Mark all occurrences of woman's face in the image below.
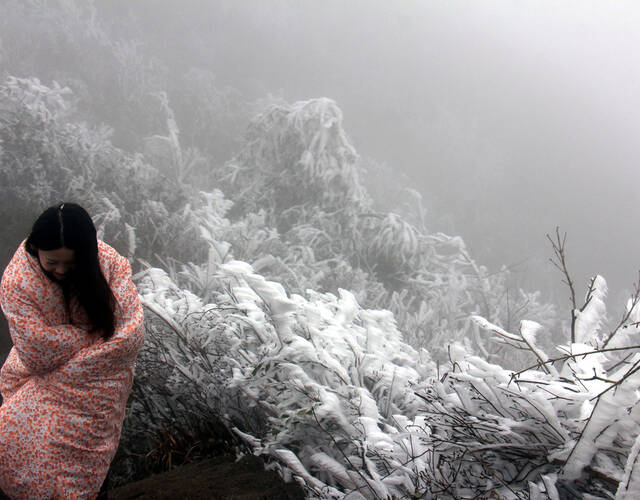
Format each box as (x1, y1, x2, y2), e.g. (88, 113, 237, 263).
(37, 247, 76, 282)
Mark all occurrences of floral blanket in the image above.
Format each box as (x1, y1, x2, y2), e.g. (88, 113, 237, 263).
(0, 240, 144, 499)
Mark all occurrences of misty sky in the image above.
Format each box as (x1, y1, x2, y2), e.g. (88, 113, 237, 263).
(102, 0, 640, 303)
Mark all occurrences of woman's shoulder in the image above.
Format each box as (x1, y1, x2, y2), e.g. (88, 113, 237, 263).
(0, 241, 44, 298)
(97, 239, 120, 262)
(2, 241, 35, 283)
(97, 240, 130, 281)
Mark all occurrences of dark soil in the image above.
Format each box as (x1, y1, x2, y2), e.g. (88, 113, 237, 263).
(106, 454, 306, 500)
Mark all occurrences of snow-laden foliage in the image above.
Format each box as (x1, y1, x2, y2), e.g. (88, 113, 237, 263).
(0, 74, 562, 371)
(215, 95, 562, 364)
(0, 76, 231, 267)
(130, 259, 438, 498)
(221, 98, 368, 221)
(471, 278, 640, 498)
(127, 253, 640, 498)
(574, 275, 609, 345)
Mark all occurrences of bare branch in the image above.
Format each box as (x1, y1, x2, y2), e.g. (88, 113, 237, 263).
(546, 227, 577, 343)
(510, 344, 640, 381)
(580, 277, 596, 313)
(590, 356, 640, 402)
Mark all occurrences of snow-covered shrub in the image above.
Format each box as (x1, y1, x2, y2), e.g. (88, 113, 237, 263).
(215, 96, 561, 364)
(0, 76, 230, 267)
(220, 98, 368, 223)
(127, 257, 453, 497)
(468, 275, 640, 498)
(128, 254, 640, 498)
(0, 0, 165, 146)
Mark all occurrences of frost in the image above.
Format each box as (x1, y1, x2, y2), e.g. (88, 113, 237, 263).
(309, 453, 356, 490)
(574, 275, 608, 344)
(616, 433, 640, 499)
(221, 259, 255, 276)
(273, 449, 331, 492)
(334, 289, 359, 326)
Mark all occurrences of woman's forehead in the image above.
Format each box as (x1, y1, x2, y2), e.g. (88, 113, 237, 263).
(38, 247, 75, 262)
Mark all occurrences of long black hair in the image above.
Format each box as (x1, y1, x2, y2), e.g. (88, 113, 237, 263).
(26, 203, 116, 339)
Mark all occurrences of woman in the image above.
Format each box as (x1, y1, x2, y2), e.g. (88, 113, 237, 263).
(0, 203, 144, 499)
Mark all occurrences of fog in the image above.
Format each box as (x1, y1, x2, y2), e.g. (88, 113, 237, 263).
(2, 3, 639, 491)
(94, 0, 640, 304)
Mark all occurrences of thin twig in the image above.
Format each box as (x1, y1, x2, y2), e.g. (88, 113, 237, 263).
(547, 227, 577, 342)
(510, 344, 640, 380)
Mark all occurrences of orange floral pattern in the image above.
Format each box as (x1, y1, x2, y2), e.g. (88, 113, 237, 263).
(0, 240, 144, 499)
